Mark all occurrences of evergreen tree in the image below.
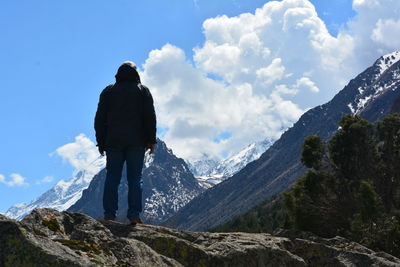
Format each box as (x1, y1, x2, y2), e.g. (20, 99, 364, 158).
(284, 114, 400, 256)
(376, 114, 400, 211)
(301, 135, 324, 170)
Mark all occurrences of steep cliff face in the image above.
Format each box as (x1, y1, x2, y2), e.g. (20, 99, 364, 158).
(1, 208, 399, 267)
(164, 52, 400, 231)
(68, 139, 204, 224)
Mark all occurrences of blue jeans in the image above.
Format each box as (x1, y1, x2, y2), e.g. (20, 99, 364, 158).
(103, 146, 145, 220)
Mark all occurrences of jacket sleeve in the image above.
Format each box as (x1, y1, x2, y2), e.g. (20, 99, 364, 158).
(141, 85, 157, 144)
(94, 88, 109, 148)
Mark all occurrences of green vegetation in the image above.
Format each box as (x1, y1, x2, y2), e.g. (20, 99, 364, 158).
(54, 239, 102, 255)
(284, 114, 400, 256)
(42, 217, 61, 232)
(210, 194, 287, 233)
(211, 114, 400, 257)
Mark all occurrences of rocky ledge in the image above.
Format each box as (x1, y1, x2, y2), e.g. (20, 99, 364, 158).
(1, 208, 399, 266)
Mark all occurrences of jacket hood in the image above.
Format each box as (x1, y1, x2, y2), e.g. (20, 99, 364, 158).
(115, 62, 141, 83)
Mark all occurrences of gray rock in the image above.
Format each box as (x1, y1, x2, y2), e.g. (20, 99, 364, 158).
(1, 208, 399, 266)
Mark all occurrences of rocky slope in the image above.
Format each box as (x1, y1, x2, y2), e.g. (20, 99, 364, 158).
(68, 139, 204, 224)
(164, 51, 400, 231)
(1, 208, 400, 267)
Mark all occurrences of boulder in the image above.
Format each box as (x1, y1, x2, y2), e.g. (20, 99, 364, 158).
(1, 208, 399, 266)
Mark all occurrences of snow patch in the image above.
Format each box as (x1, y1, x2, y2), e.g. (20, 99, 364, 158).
(378, 51, 400, 75)
(348, 103, 355, 114)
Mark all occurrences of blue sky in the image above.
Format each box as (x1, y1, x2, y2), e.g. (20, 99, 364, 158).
(1, 0, 399, 213)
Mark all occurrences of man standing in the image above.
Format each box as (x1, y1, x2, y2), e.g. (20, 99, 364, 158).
(94, 61, 156, 225)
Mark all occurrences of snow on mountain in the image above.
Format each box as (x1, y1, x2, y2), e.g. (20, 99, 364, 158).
(5, 152, 155, 221)
(348, 50, 400, 115)
(186, 154, 219, 177)
(194, 138, 274, 186)
(5, 156, 107, 220)
(6, 138, 203, 223)
(377, 51, 400, 75)
(211, 139, 274, 178)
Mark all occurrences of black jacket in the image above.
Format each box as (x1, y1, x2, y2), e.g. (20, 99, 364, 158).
(94, 81, 157, 150)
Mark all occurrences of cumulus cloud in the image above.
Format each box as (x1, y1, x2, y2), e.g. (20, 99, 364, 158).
(55, 134, 100, 176)
(141, 44, 295, 159)
(0, 173, 28, 187)
(139, 0, 400, 160)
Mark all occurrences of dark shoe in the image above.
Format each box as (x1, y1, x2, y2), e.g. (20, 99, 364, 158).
(103, 216, 115, 221)
(130, 218, 143, 226)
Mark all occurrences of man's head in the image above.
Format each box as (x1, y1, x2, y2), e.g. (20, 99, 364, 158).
(115, 61, 141, 83)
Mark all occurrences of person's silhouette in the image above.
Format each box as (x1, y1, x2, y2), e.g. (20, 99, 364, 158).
(95, 61, 156, 225)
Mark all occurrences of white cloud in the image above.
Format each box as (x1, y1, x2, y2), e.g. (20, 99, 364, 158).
(372, 19, 400, 47)
(256, 58, 286, 85)
(274, 84, 298, 95)
(346, 0, 400, 68)
(55, 134, 100, 176)
(138, 0, 400, 160)
(141, 44, 298, 159)
(295, 77, 319, 93)
(0, 173, 28, 187)
(36, 176, 53, 185)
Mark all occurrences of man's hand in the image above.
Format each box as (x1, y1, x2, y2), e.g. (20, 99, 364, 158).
(98, 146, 105, 156)
(146, 143, 156, 154)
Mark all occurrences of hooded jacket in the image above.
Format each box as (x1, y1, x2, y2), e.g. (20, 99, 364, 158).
(94, 63, 156, 150)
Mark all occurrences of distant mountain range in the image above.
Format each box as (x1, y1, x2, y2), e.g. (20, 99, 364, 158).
(188, 139, 274, 187)
(163, 51, 400, 231)
(5, 136, 273, 223)
(5, 157, 106, 220)
(5, 139, 205, 224)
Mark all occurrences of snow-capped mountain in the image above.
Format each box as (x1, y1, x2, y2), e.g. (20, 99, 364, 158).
(68, 139, 204, 224)
(210, 139, 274, 178)
(186, 154, 219, 177)
(6, 138, 204, 223)
(164, 51, 400, 231)
(5, 156, 106, 220)
(192, 139, 274, 187)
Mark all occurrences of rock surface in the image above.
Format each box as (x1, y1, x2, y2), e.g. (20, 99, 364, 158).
(1, 208, 400, 267)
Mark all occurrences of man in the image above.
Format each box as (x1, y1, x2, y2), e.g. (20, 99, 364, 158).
(94, 61, 156, 225)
